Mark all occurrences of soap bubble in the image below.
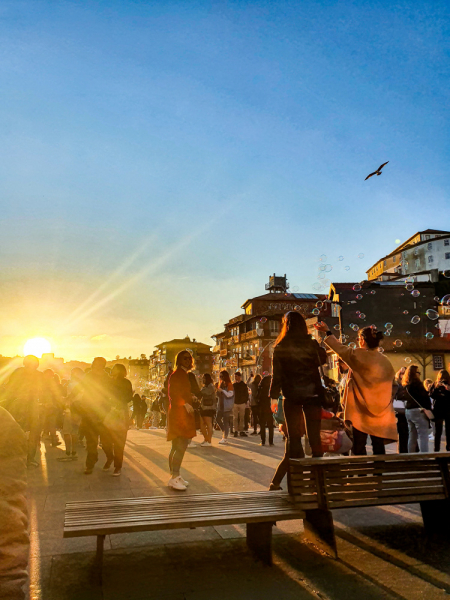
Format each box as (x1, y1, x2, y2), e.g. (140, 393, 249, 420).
(324, 264, 333, 272)
(425, 332, 434, 339)
(356, 310, 361, 315)
(370, 290, 376, 295)
(405, 284, 414, 291)
(359, 313, 366, 319)
(405, 357, 412, 364)
(345, 266, 350, 271)
(426, 309, 439, 320)
(411, 290, 420, 298)
(259, 317, 267, 323)
(411, 316, 420, 325)
(443, 270, 450, 278)
(403, 310, 409, 315)
(333, 324, 340, 330)
(406, 331, 411, 335)
(312, 308, 320, 316)
(319, 254, 327, 262)
(338, 256, 344, 261)
(441, 294, 450, 306)
(312, 283, 322, 291)
(316, 301, 323, 308)
(348, 342, 357, 349)
(394, 339, 403, 347)
(353, 284, 362, 292)
(351, 324, 359, 331)
(385, 323, 393, 329)
(384, 330, 391, 336)
(378, 347, 385, 353)
(434, 296, 440, 302)
(318, 264, 326, 271)
(293, 286, 299, 292)
(358, 253, 364, 259)
(356, 294, 363, 300)
(318, 273, 325, 279)
(294, 305, 302, 311)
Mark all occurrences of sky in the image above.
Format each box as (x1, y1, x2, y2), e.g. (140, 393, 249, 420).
(1, 0, 450, 361)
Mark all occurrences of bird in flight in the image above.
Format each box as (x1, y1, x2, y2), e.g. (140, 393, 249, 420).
(365, 161, 389, 180)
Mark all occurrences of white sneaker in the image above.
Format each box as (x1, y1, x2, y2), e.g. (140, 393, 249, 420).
(180, 476, 189, 487)
(219, 438, 228, 445)
(200, 441, 212, 447)
(168, 476, 187, 491)
(188, 442, 197, 448)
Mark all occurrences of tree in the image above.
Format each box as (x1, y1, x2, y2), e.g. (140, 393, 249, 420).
(140, 353, 147, 360)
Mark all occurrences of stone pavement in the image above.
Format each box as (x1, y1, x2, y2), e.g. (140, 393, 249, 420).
(26, 428, 450, 600)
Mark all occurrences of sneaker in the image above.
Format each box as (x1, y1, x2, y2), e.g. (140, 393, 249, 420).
(102, 461, 113, 471)
(168, 476, 187, 491)
(188, 442, 197, 448)
(112, 469, 121, 477)
(180, 476, 189, 487)
(234, 431, 239, 438)
(240, 432, 248, 437)
(219, 438, 228, 445)
(84, 468, 93, 475)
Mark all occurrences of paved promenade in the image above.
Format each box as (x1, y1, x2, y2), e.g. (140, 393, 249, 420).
(27, 428, 450, 600)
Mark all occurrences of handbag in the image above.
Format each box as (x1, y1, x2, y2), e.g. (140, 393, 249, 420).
(405, 387, 434, 421)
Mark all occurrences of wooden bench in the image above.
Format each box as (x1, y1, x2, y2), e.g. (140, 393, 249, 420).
(289, 452, 450, 558)
(64, 490, 315, 569)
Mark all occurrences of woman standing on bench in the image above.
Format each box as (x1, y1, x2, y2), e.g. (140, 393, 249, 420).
(315, 323, 397, 455)
(269, 311, 326, 490)
(167, 350, 196, 491)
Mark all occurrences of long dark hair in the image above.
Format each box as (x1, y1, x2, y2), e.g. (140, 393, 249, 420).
(402, 365, 420, 387)
(274, 311, 309, 348)
(436, 369, 450, 385)
(359, 326, 384, 349)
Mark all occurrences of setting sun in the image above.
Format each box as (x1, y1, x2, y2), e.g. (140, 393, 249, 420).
(23, 337, 52, 358)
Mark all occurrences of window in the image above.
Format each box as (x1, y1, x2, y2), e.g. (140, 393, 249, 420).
(425, 234, 430, 240)
(269, 320, 280, 334)
(384, 260, 387, 267)
(428, 255, 434, 263)
(331, 303, 340, 317)
(414, 248, 418, 256)
(446, 253, 450, 259)
(245, 304, 253, 315)
(415, 259, 420, 268)
(393, 255, 396, 263)
(445, 239, 450, 246)
(428, 242, 433, 250)
(433, 355, 444, 371)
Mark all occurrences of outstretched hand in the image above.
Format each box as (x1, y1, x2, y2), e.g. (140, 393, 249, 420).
(314, 320, 329, 333)
(184, 403, 194, 414)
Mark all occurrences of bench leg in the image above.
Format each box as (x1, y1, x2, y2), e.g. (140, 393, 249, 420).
(246, 522, 273, 565)
(303, 509, 337, 558)
(420, 499, 450, 535)
(95, 535, 105, 583)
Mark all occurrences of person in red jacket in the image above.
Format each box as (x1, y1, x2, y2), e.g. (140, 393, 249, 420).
(167, 351, 196, 491)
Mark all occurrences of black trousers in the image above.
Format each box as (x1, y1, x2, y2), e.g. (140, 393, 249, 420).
(435, 415, 450, 451)
(396, 412, 409, 453)
(251, 406, 259, 432)
(352, 427, 385, 455)
(272, 397, 322, 487)
(259, 406, 274, 445)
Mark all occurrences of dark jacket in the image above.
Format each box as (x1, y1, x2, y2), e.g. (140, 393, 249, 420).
(233, 380, 249, 405)
(404, 381, 432, 411)
(110, 378, 133, 412)
(429, 382, 450, 419)
(257, 376, 272, 409)
(270, 338, 327, 400)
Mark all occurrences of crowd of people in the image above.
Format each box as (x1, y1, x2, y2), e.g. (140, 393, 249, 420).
(1, 311, 449, 494)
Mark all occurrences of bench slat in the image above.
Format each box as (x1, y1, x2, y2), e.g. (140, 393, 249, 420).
(291, 452, 450, 466)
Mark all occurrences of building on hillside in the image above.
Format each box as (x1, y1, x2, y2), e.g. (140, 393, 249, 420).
(127, 358, 150, 395)
(148, 337, 212, 391)
(211, 274, 326, 381)
(367, 229, 450, 281)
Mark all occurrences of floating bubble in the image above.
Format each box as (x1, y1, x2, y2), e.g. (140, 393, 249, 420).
(405, 357, 412, 364)
(405, 276, 415, 283)
(349, 323, 355, 329)
(405, 284, 414, 291)
(345, 266, 350, 271)
(312, 308, 320, 316)
(394, 339, 403, 347)
(425, 332, 434, 339)
(370, 290, 376, 295)
(378, 347, 385, 353)
(294, 305, 302, 311)
(403, 310, 409, 315)
(293, 286, 299, 292)
(319, 254, 327, 262)
(324, 264, 333, 272)
(359, 313, 366, 319)
(426, 309, 439, 320)
(443, 270, 450, 278)
(318, 273, 325, 279)
(316, 301, 323, 308)
(406, 331, 411, 335)
(348, 342, 357, 349)
(384, 330, 391, 336)
(356, 294, 363, 300)
(333, 324, 340, 330)
(318, 264, 326, 271)
(353, 284, 362, 292)
(411, 290, 420, 298)
(370, 324, 377, 329)
(338, 256, 344, 261)
(358, 253, 364, 259)
(259, 317, 267, 323)
(385, 323, 393, 329)
(411, 316, 420, 325)
(441, 294, 450, 306)
(351, 324, 360, 331)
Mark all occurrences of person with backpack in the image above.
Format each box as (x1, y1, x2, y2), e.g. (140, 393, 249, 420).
(429, 370, 450, 452)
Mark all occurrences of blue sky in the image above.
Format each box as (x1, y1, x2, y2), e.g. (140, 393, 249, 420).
(1, 0, 450, 360)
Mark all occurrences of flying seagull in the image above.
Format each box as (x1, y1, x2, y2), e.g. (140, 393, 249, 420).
(365, 161, 389, 180)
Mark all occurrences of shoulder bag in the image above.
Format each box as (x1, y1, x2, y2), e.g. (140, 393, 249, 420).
(405, 387, 434, 421)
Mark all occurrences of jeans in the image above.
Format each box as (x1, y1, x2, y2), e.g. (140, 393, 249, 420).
(169, 437, 190, 477)
(272, 397, 322, 487)
(352, 427, 386, 455)
(216, 411, 231, 438)
(259, 406, 274, 445)
(405, 408, 429, 453)
(233, 404, 246, 433)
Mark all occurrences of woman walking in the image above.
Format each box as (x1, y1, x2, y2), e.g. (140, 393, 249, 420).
(249, 374, 261, 435)
(216, 371, 234, 446)
(101, 363, 133, 476)
(314, 322, 397, 455)
(199, 374, 217, 447)
(269, 312, 326, 490)
(167, 351, 196, 490)
(429, 370, 450, 451)
(402, 365, 431, 453)
(257, 373, 275, 446)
